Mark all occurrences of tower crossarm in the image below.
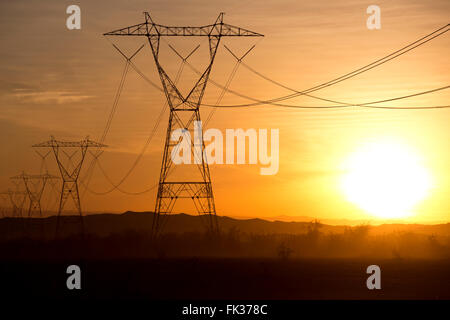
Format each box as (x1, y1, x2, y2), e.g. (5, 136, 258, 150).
(10, 173, 59, 180)
(31, 136, 107, 183)
(32, 139, 107, 148)
(0, 190, 27, 196)
(103, 12, 264, 38)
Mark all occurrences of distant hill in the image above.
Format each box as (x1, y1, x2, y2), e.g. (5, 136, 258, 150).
(257, 214, 448, 226)
(0, 211, 449, 240)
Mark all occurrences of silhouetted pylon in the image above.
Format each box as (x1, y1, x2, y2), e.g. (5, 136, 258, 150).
(0, 189, 27, 218)
(10, 172, 59, 218)
(32, 136, 107, 236)
(0, 193, 8, 218)
(104, 12, 263, 237)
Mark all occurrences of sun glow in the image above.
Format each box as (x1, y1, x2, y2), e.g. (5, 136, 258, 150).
(340, 140, 433, 219)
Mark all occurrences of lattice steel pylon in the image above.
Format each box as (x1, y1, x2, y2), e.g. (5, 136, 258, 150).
(104, 12, 263, 236)
(10, 172, 59, 218)
(32, 136, 107, 235)
(0, 190, 27, 218)
(0, 193, 7, 217)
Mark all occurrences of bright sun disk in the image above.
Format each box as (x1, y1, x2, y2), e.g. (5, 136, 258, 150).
(340, 141, 432, 219)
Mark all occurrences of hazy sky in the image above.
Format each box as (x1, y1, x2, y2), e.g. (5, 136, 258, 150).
(0, 0, 448, 223)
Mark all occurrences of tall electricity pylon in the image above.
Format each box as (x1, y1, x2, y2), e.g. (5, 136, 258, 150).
(105, 12, 263, 236)
(10, 172, 59, 218)
(32, 136, 107, 235)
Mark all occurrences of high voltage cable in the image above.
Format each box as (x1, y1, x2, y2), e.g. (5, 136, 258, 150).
(101, 63, 130, 142)
(86, 73, 174, 195)
(228, 23, 450, 107)
(81, 40, 148, 197)
(85, 159, 158, 195)
(83, 45, 189, 195)
(205, 86, 450, 109)
(131, 24, 450, 108)
(80, 42, 163, 196)
(204, 58, 240, 127)
(203, 25, 450, 108)
(127, 24, 449, 110)
(204, 44, 257, 127)
(80, 60, 130, 197)
(183, 59, 450, 109)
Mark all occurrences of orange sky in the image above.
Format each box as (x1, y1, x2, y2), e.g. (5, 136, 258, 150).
(0, 0, 448, 223)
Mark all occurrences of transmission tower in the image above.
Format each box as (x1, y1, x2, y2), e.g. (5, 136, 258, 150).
(0, 190, 27, 218)
(32, 136, 107, 235)
(10, 172, 59, 218)
(105, 12, 263, 236)
(0, 193, 7, 217)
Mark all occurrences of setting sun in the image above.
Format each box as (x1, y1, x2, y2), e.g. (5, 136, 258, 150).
(340, 140, 433, 219)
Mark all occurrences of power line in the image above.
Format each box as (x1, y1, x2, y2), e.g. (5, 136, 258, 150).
(183, 56, 450, 109)
(205, 86, 450, 109)
(220, 23, 449, 107)
(80, 60, 130, 197)
(200, 43, 256, 127)
(82, 39, 195, 196)
(204, 55, 240, 127)
(84, 63, 181, 195)
(81, 159, 159, 195)
(128, 24, 449, 110)
(245, 24, 449, 94)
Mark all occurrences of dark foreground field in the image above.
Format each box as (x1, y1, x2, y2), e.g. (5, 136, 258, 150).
(1, 258, 449, 300)
(1, 213, 449, 301)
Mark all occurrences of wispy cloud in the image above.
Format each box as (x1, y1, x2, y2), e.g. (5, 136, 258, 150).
(11, 90, 93, 104)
